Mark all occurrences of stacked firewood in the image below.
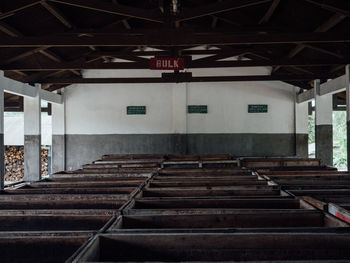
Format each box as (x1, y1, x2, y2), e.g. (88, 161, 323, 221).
(4, 146, 49, 182)
(5, 146, 24, 182)
(41, 149, 49, 177)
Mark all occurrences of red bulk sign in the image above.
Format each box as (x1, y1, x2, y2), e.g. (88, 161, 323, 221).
(150, 58, 184, 70)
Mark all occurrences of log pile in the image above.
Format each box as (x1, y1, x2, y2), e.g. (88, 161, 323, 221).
(4, 146, 49, 182)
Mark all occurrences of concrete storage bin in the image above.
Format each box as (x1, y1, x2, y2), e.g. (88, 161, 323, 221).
(73, 232, 350, 262)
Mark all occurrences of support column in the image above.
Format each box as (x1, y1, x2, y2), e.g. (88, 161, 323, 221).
(52, 93, 65, 173)
(24, 84, 41, 181)
(295, 100, 309, 158)
(314, 79, 333, 166)
(0, 78, 4, 189)
(171, 83, 187, 153)
(346, 65, 350, 170)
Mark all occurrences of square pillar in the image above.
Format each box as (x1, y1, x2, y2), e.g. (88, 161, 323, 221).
(314, 79, 333, 166)
(0, 80, 4, 189)
(295, 99, 308, 158)
(24, 84, 41, 181)
(52, 93, 65, 173)
(346, 65, 350, 170)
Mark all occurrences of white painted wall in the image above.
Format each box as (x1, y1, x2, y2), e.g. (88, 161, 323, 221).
(65, 83, 174, 134)
(187, 81, 294, 134)
(64, 64, 296, 135)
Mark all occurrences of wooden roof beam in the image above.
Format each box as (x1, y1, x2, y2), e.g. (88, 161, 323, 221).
(122, 19, 131, 30)
(2, 47, 49, 65)
(0, 31, 350, 47)
(6, 57, 350, 71)
(304, 0, 350, 18)
(176, 0, 272, 22)
(288, 14, 346, 58)
(88, 49, 258, 57)
(0, 22, 23, 37)
(39, 49, 81, 76)
(273, 13, 346, 72)
(40, 0, 73, 28)
(0, 1, 41, 20)
(302, 44, 344, 59)
(39, 73, 337, 84)
(259, 0, 280, 24)
(48, 0, 163, 23)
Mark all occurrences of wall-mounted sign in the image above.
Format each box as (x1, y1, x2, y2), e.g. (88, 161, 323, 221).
(188, 105, 208, 114)
(127, 106, 146, 115)
(248, 104, 268, 113)
(150, 57, 184, 70)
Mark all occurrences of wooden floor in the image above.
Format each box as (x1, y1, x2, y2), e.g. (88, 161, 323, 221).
(1, 154, 350, 262)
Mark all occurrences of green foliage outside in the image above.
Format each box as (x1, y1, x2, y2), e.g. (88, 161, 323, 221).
(308, 114, 315, 145)
(333, 111, 347, 170)
(308, 111, 347, 170)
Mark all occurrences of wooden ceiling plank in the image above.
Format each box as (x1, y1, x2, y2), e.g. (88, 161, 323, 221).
(176, 0, 272, 22)
(48, 0, 163, 23)
(259, 0, 280, 24)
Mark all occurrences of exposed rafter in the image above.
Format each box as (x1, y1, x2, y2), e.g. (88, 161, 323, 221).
(273, 13, 346, 72)
(175, 0, 272, 22)
(39, 73, 337, 84)
(0, 0, 348, 101)
(304, 0, 350, 18)
(41, 0, 73, 28)
(0, 22, 22, 37)
(0, 31, 349, 47)
(0, 1, 41, 20)
(259, 0, 280, 24)
(48, 0, 164, 23)
(7, 57, 349, 71)
(2, 47, 49, 65)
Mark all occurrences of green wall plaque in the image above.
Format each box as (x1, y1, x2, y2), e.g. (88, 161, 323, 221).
(248, 104, 268, 113)
(127, 106, 146, 115)
(188, 105, 208, 114)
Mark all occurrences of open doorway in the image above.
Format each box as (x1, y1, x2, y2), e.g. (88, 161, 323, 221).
(3, 101, 53, 184)
(308, 101, 315, 158)
(333, 93, 347, 170)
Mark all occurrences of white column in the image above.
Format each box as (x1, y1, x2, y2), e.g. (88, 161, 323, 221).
(171, 83, 187, 153)
(52, 92, 65, 173)
(346, 65, 350, 170)
(314, 79, 333, 166)
(295, 99, 309, 158)
(0, 76, 4, 189)
(24, 84, 41, 181)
